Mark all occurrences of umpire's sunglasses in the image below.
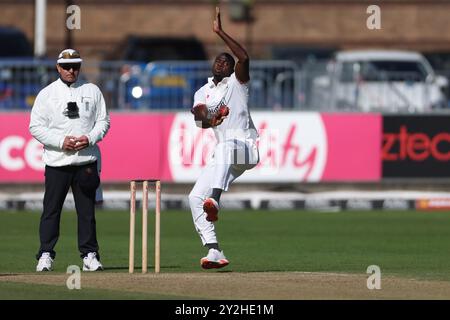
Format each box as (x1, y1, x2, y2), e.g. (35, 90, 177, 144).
(59, 63, 81, 71)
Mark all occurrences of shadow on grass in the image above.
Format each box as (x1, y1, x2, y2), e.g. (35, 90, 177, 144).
(104, 265, 182, 271)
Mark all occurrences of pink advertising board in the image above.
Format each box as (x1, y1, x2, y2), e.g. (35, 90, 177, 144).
(99, 113, 174, 182)
(168, 112, 381, 182)
(321, 113, 381, 181)
(0, 112, 381, 183)
(0, 113, 44, 182)
(0, 113, 175, 183)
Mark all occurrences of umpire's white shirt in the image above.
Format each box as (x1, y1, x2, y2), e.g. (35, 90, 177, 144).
(29, 78, 110, 167)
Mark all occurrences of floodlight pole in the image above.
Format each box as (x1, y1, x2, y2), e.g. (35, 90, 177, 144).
(34, 0, 47, 57)
(65, 0, 74, 49)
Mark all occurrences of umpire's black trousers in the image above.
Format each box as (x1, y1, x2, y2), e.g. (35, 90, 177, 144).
(37, 161, 100, 260)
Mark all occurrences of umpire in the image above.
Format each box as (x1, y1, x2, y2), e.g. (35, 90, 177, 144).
(29, 49, 110, 272)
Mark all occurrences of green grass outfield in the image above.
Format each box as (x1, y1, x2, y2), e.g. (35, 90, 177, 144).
(1, 209, 450, 299)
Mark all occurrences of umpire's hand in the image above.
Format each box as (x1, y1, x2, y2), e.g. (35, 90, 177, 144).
(63, 136, 77, 151)
(74, 135, 90, 151)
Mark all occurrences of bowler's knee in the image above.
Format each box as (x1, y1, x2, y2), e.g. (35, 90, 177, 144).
(188, 191, 202, 208)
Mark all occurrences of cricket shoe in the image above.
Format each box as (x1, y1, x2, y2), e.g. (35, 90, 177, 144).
(203, 198, 219, 222)
(36, 252, 53, 272)
(200, 248, 229, 269)
(82, 252, 104, 271)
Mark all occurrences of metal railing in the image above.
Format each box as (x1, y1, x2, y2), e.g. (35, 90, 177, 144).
(111, 60, 299, 110)
(0, 60, 58, 110)
(0, 59, 449, 112)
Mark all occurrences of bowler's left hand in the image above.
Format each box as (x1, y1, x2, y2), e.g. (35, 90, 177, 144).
(213, 6, 222, 34)
(74, 135, 89, 151)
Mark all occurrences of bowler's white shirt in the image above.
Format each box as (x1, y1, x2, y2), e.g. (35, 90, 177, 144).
(29, 78, 110, 167)
(193, 73, 258, 144)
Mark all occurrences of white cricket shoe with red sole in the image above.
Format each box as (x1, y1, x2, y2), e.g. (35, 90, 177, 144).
(200, 248, 229, 269)
(203, 198, 219, 222)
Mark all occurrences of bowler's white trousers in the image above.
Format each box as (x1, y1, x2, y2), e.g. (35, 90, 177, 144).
(189, 139, 259, 245)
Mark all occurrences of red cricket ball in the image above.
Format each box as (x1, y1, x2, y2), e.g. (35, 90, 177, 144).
(219, 105, 229, 117)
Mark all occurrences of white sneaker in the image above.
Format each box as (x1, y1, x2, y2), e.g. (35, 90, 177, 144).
(200, 248, 229, 269)
(36, 252, 53, 272)
(82, 252, 103, 271)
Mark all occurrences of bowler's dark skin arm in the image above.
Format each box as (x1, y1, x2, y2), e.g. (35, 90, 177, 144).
(213, 6, 250, 83)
